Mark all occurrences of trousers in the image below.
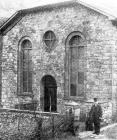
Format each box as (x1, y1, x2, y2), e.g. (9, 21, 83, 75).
(93, 118, 101, 134)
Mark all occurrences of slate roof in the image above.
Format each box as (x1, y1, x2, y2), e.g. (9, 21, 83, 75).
(0, 0, 116, 35)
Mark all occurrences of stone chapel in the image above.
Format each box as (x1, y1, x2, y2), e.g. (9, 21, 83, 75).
(0, 0, 117, 120)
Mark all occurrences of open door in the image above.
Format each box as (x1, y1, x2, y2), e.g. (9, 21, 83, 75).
(41, 75, 57, 112)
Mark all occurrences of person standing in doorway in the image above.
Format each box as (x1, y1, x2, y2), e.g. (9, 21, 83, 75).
(90, 98, 102, 135)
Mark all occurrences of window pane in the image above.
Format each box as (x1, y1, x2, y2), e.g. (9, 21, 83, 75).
(23, 71, 28, 82)
(23, 81, 28, 92)
(46, 32, 51, 39)
(70, 84, 76, 96)
(23, 71, 28, 92)
(23, 61, 28, 70)
(22, 40, 32, 49)
(69, 35, 81, 46)
(28, 50, 32, 61)
(21, 39, 32, 94)
(45, 40, 51, 47)
(43, 31, 56, 51)
(23, 50, 29, 70)
(78, 72, 84, 84)
(23, 50, 29, 60)
(28, 71, 32, 92)
(70, 47, 78, 72)
(78, 46, 84, 59)
(70, 72, 77, 96)
(23, 71, 32, 92)
(69, 35, 85, 97)
(28, 61, 32, 70)
(77, 84, 84, 96)
(71, 47, 77, 60)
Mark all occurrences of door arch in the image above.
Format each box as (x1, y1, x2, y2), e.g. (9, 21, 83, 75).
(41, 75, 57, 112)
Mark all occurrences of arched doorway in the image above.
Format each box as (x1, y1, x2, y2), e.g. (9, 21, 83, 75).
(41, 75, 57, 112)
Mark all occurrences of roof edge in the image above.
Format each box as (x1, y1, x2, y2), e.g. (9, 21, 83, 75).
(0, 0, 116, 34)
(20, 0, 116, 19)
(0, 10, 23, 35)
(0, 11, 18, 29)
(74, 0, 116, 20)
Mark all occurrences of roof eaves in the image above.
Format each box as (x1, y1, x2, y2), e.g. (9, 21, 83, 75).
(0, 10, 24, 35)
(0, 12, 18, 29)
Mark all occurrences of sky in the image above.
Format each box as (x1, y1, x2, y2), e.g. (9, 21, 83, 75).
(0, 0, 117, 18)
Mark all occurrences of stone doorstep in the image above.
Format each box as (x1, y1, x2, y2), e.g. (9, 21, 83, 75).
(79, 123, 117, 139)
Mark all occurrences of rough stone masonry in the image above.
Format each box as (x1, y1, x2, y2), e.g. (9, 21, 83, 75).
(0, 1, 117, 121)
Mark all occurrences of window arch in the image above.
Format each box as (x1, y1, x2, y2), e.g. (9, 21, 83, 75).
(65, 32, 86, 98)
(18, 38, 32, 95)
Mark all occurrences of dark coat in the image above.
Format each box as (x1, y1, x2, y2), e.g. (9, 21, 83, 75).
(90, 104, 102, 122)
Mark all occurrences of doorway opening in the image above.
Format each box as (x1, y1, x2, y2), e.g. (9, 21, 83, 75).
(41, 75, 57, 112)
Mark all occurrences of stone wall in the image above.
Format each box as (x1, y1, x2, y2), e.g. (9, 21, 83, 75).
(1, 3, 117, 118)
(0, 108, 65, 140)
(0, 35, 2, 103)
(0, 107, 112, 140)
(0, 108, 39, 139)
(111, 21, 117, 120)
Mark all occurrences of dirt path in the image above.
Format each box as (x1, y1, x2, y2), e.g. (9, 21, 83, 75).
(79, 134, 108, 140)
(54, 124, 117, 140)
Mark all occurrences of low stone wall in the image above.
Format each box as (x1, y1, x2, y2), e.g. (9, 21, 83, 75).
(0, 108, 65, 140)
(0, 102, 112, 139)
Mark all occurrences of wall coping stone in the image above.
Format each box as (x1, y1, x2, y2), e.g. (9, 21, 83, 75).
(0, 108, 61, 116)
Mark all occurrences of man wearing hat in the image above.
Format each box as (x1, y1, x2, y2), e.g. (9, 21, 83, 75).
(89, 98, 102, 135)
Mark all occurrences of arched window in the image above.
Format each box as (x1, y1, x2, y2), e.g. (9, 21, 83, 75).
(69, 35, 84, 97)
(22, 40, 32, 92)
(18, 39, 32, 94)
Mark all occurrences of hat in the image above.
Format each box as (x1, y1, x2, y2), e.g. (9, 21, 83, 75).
(94, 98, 98, 102)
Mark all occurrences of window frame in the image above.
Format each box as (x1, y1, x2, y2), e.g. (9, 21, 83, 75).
(65, 32, 86, 100)
(17, 37, 33, 96)
(43, 30, 56, 52)
(70, 44, 85, 97)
